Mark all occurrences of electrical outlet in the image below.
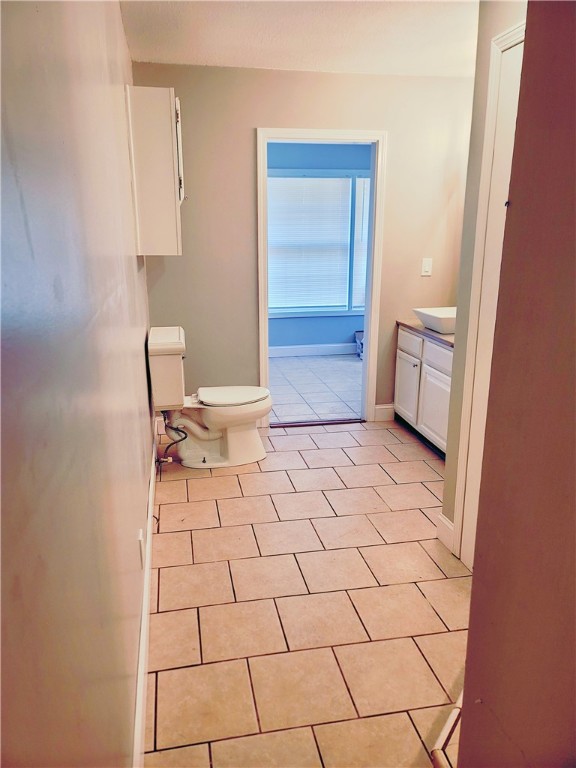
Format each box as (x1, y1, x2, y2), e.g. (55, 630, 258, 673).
(421, 258, 433, 276)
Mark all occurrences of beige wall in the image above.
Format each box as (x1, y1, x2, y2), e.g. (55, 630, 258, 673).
(459, 1, 575, 763)
(135, 63, 473, 403)
(443, 0, 527, 523)
(1, 3, 152, 766)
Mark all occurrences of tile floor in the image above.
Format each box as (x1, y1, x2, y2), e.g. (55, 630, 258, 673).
(147, 420, 471, 768)
(269, 354, 363, 423)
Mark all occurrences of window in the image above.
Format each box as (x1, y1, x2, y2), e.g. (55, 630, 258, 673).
(267, 173, 371, 315)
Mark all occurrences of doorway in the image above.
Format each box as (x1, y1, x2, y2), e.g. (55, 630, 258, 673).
(257, 129, 388, 426)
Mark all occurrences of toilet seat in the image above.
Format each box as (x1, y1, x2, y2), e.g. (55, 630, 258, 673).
(197, 386, 270, 407)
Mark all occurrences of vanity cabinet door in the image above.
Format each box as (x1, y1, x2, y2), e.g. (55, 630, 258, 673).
(394, 350, 421, 425)
(417, 363, 451, 451)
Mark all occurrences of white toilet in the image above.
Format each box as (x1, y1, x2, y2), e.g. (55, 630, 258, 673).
(148, 326, 272, 468)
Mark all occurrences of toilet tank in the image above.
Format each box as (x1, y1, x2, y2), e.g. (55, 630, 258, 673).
(148, 326, 186, 410)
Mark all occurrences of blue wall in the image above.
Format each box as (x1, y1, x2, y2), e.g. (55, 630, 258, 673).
(269, 314, 364, 347)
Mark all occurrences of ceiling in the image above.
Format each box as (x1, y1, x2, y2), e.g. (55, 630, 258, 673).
(120, 1, 479, 78)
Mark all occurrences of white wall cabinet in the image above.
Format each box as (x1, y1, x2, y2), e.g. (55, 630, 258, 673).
(394, 327, 453, 452)
(126, 85, 184, 256)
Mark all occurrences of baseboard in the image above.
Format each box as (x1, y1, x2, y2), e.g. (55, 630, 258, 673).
(436, 512, 455, 550)
(269, 343, 357, 358)
(373, 404, 395, 422)
(132, 449, 156, 768)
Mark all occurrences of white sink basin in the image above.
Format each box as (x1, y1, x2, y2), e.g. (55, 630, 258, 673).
(412, 307, 457, 334)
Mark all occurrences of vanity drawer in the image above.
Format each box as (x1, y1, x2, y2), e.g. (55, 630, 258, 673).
(398, 328, 423, 358)
(423, 339, 453, 376)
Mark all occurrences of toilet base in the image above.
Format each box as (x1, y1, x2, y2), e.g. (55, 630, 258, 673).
(173, 422, 267, 469)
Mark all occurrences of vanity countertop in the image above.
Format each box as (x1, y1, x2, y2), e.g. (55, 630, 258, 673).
(397, 319, 455, 349)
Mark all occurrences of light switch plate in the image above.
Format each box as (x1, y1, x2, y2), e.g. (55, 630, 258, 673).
(421, 258, 433, 276)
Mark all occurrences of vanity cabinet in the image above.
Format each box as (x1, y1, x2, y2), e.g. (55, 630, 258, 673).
(394, 326, 453, 452)
(126, 85, 184, 256)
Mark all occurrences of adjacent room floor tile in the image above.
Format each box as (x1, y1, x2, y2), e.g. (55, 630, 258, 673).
(368, 509, 438, 543)
(324, 487, 390, 515)
(230, 554, 308, 601)
(152, 532, 193, 568)
(159, 500, 219, 532)
(159, 562, 234, 611)
(192, 525, 259, 563)
(359, 543, 445, 585)
(276, 591, 369, 650)
(156, 660, 258, 748)
(145, 744, 210, 768)
(374, 482, 441, 510)
(335, 638, 449, 715)
(211, 728, 322, 768)
(348, 584, 447, 640)
(199, 599, 287, 662)
(186, 476, 242, 502)
(217, 495, 279, 526)
(148, 608, 200, 671)
(312, 515, 383, 549)
(287, 467, 345, 492)
(249, 648, 356, 731)
(314, 712, 431, 768)
(417, 577, 472, 629)
(272, 490, 335, 520)
(297, 549, 378, 592)
(415, 630, 469, 701)
(239, 470, 294, 497)
(253, 519, 323, 555)
(334, 464, 396, 488)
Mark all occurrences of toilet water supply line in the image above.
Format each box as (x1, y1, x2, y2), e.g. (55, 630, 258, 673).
(160, 410, 188, 462)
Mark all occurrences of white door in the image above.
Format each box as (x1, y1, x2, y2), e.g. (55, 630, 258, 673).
(456, 29, 525, 569)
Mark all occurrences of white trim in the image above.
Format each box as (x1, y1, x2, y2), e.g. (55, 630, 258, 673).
(132, 448, 156, 768)
(269, 343, 357, 358)
(452, 22, 525, 563)
(436, 512, 455, 550)
(257, 128, 388, 427)
(373, 403, 395, 422)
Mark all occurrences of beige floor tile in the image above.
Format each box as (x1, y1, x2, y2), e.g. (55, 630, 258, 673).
(211, 462, 261, 477)
(217, 495, 278, 526)
(387, 442, 439, 461)
(335, 638, 449, 715)
(259, 426, 286, 436)
(150, 568, 158, 613)
(272, 490, 335, 520)
(155, 480, 188, 505)
(425, 459, 446, 478)
(334, 464, 396, 489)
(415, 630, 468, 701)
(349, 584, 447, 640)
(386, 425, 421, 442)
(283, 425, 327, 434)
(145, 673, 155, 752)
(258, 451, 307, 472)
(421, 506, 442, 524)
(323, 422, 365, 432)
(446, 741, 459, 766)
(212, 728, 321, 768)
(409, 704, 454, 752)
(348, 430, 401, 447)
(156, 660, 258, 748)
(287, 468, 345, 492)
(159, 500, 219, 533)
(344, 445, 399, 465)
(186, 476, 241, 502)
(312, 515, 383, 549)
(277, 592, 369, 650)
(383, 461, 443, 484)
(417, 577, 472, 630)
(192, 525, 259, 563)
(249, 648, 356, 730)
(269, 434, 318, 451)
(360, 543, 445, 585)
(160, 462, 211, 481)
(300, 448, 353, 469)
(254, 519, 323, 555)
(325, 487, 390, 515)
(145, 744, 210, 768)
(239, 470, 294, 497)
(362, 421, 394, 430)
(230, 554, 308, 601)
(148, 608, 200, 671)
(419, 540, 471, 578)
(368, 509, 438, 543)
(159, 562, 234, 611)
(152, 532, 193, 568)
(200, 599, 286, 662)
(314, 712, 431, 768)
(424, 480, 444, 501)
(261, 436, 274, 452)
(310, 431, 361, 449)
(297, 549, 378, 592)
(374, 483, 441, 511)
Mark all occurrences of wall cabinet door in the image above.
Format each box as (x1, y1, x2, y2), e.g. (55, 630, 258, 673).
(394, 350, 421, 425)
(417, 363, 451, 451)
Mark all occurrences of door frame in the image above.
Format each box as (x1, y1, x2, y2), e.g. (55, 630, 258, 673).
(450, 23, 525, 564)
(256, 127, 388, 423)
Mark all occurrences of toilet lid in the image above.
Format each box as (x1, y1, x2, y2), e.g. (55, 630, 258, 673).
(197, 386, 270, 407)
